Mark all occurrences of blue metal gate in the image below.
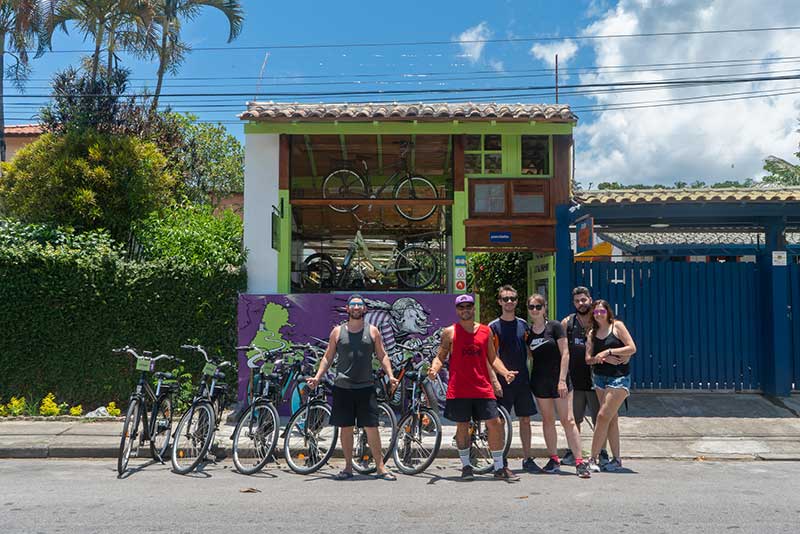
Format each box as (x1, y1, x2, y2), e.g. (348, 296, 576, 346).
(575, 261, 762, 390)
(791, 263, 800, 391)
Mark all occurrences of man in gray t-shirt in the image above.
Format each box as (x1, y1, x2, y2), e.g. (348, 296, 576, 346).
(308, 294, 398, 480)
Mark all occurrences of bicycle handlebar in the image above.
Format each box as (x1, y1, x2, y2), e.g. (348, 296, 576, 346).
(113, 346, 183, 364)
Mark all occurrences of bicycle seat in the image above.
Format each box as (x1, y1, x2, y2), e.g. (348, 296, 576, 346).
(154, 372, 174, 380)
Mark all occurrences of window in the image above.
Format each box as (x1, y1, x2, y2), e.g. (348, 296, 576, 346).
(521, 135, 550, 175)
(464, 134, 503, 175)
(469, 179, 550, 218)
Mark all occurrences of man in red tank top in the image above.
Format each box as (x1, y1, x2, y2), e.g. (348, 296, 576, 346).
(428, 294, 520, 481)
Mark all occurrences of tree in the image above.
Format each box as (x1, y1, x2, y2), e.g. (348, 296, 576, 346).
(0, 129, 175, 240)
(41, 0, 156, 88)
(173, 115, 243, 204)
(151, 0, 243, 111)
(0, 1, 46, 162)
(763, 157, 800, 186)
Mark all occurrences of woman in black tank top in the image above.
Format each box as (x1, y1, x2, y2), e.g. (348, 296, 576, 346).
(584, 300, 637, 473)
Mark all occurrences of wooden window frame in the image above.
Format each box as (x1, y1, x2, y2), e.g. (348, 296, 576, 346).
(464, 134, 504, 176)
(468, 178, 551, 219)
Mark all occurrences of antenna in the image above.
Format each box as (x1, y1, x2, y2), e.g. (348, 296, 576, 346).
(254, 51, 271, 102)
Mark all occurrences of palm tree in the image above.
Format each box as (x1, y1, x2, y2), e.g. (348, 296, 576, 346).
(41, 0, 156, 88)
(0, 1, 45, 162)
(150, 0, 243, 111)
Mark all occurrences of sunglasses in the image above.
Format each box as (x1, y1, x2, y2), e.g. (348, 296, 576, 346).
(500, 296, 518, 303)
(527, 304, 544, 311)
(456, 304, 474, 310)
(593, 308, 608, 315)
(348, 302, 365, 308)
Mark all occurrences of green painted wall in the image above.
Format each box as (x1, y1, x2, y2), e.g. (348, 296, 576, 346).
(278, 189, 291, 293)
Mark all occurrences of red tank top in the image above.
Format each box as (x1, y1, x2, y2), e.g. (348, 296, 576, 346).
(447, 323, 495, 399)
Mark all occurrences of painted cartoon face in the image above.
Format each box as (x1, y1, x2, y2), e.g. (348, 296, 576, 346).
(397, 302, 429, 335)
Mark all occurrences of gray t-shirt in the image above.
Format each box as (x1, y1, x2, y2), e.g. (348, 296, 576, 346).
(334, 323, 375, 389)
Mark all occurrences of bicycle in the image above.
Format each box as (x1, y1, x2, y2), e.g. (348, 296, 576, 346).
(170, 344, 232, 474)
(230, 344, 309, 475)
(114, 346, 183, 477)
(351, 370, 398, 475)
(322, 141, 439, 222)
(301, 221, 439, 290)
(391, 358, 443, 475)
(282, 368, 339, 475)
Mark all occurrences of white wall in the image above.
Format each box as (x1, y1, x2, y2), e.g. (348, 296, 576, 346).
(244, 133, 280, 294)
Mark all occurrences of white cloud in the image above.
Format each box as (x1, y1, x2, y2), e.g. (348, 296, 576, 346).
(455, 22, 492, 64)
(530, 39, 579, 68)
(575, 0, 800, 186)
(488, 59, 505, 72)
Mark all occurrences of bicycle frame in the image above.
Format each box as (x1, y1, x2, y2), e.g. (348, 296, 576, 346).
(341, 230, 427, 278)
(355, 146, 411, 198)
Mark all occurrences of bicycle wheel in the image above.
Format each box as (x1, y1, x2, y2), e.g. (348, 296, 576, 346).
(171, 402, 215, 474)
(470, 404, 513, 474)
(394, 175, 438, 221)
(322, 169, 367, 213)
(300, 253, 337, 290)
(395, 245, 438, 289)
(117, 399, 141, 476)
(149, 396, 173, 462)
(352, 402, 398, 474)
(232, 401, 280, 475)
(283, 402, 338, 475)
(392, 407, 442, 475)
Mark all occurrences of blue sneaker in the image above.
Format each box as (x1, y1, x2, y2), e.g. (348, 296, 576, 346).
(542, 458, 561, 474)
(522, 457, 542, 473)
(560, 451, 576, 466)
(602, 457, 622, 472)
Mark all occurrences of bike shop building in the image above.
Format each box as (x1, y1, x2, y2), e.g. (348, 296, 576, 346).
(234, 102, 576, 401)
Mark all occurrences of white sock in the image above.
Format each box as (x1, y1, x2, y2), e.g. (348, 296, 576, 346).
(492, 450, 504, 471)
(458, 448, 471, 468)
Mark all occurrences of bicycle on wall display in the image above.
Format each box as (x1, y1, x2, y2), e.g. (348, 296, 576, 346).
(114, 346, 184, 477)
(301, 224, 439, 290)
(322, 141, 440, 222)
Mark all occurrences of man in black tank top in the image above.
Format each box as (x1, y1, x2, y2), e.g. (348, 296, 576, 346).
(308, 294, 399, 480)
(560, 286, 607, 466)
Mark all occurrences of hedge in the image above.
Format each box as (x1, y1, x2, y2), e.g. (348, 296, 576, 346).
(0, 223, 246, 407)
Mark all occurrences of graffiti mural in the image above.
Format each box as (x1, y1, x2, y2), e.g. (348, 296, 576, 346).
(237, 293, 461, 412)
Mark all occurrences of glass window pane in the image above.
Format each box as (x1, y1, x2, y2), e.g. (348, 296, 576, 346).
(484, 134, 502, 150)
(464, 135, 481, 151)
(521, 135, 549, 175)
(465, 153, 481, 174)
(484, 153, 502, 174)
(474, 183, 506, 213)
(513, 193, 545, 213)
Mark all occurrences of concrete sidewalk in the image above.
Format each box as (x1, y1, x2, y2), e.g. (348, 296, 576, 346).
(2, 392, 799, 461)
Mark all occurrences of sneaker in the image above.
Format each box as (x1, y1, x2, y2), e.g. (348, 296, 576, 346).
(542, 458, 561, 474)
(560, 451, 576, 466)
(599, 449, 611, 467)
(576, 461, 591, 479)
(461, 465, 475, 481)
(587, 457, 601, 473)
(602, 457, 622, 472)
(493, 466, 520, 482)
(522, 457, 542, 473)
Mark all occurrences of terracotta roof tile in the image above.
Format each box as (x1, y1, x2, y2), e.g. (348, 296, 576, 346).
(576, 187, 800, 205)
(5, 124, 43, 136)
(600, 231, 800, 248)
(240, 102, 577, 122)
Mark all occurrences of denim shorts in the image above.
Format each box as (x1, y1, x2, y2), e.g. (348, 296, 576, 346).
(593, 374, 631, 393)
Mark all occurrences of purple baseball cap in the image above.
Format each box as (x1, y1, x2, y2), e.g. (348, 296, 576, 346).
(455, 294, 475, 305)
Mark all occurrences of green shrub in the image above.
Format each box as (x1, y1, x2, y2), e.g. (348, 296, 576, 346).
(468, 252, 532, 323)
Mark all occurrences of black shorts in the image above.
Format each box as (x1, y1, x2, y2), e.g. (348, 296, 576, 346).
(331, 386, 380, 428)
(531, 373, 573, 399)
(497, 383, 538, 417)
(444, 398, 499, 423)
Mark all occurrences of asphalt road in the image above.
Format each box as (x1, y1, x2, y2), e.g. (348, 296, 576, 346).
(1, 459, 799, 533)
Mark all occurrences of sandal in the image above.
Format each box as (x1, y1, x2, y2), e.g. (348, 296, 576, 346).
(334, 470, 354, 480)
(375, 471, 397, 481)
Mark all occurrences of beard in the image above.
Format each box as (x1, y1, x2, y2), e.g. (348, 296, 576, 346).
(348, 309, 365, 320)
(576, 304, 591, 315)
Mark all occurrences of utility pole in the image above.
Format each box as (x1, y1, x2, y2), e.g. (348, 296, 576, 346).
(555, 53, 559, 104)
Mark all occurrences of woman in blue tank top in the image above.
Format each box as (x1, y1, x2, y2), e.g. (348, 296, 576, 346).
(585, 299, 636, 473)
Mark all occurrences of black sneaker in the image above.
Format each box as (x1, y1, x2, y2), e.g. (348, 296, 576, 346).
(576, 461, 591, 479)
(461, 465, 475, 481)
(542, 458, 561, 474)
(493, 466, 520, 482)
(599, 449, 611, 467)
(522, 457, 542, 473)
(560, 451, 576, 466)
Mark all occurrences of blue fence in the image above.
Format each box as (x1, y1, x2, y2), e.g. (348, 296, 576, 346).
(791, 263, 800, 391)
(575, 261, 762, 390)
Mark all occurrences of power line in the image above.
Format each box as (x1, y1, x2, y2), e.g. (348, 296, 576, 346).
(20, 25, 800, 53)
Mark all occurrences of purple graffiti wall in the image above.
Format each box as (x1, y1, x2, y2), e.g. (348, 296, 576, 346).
(237, 293, 463, 406)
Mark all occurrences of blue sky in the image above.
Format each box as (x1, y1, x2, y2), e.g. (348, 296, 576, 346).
(6, 0, 800, 185)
